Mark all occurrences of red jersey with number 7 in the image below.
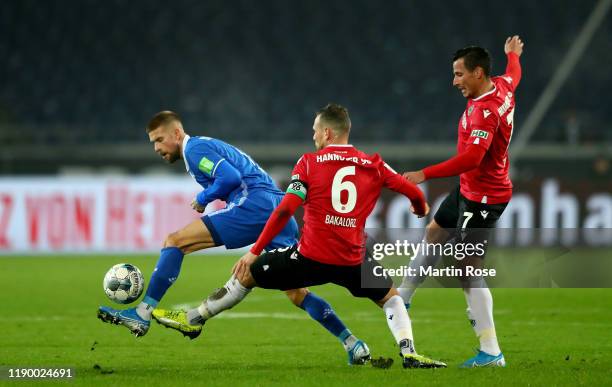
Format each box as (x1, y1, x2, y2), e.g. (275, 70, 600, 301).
(459, 72, 519, 204)
(287, 144, 426, 266)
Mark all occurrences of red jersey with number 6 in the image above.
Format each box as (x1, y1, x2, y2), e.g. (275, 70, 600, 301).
(288, 144, 425, 266)
(459, 73, 519, 204)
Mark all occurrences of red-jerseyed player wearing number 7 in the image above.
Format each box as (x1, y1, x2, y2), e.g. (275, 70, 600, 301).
(399, 36, 524, 368)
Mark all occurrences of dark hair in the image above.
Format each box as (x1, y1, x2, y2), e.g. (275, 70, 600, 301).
(453, 46, 491, 77)
(316, 103, 351, 135)
(146, 110, 181, 132)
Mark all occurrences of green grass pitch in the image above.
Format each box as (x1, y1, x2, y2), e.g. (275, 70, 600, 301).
(1, 254, 611, 386)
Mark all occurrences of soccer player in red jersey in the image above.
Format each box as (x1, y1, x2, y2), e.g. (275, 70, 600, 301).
(162, 104, 446, 368)
(399, 36, 524, 368)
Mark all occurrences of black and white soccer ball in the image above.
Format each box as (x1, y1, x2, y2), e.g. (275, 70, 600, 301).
(103, 263, 145, 304)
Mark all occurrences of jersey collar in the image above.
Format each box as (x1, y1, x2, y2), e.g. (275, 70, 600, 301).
(472, 83, 497, 102)
(181, 134, 191, 172)
(325, 144, 353, 148)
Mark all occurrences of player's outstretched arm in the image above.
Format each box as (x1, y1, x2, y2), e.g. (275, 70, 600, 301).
(233, 193, 303, 277)
(404, 146, 487, 184)
(504, 35, 524, 89)
(250, 193, 302, 255)
(504, 35, 524, 57)
(382, 165, 428, 217)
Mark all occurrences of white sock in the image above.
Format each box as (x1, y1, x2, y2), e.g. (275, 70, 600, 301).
(398, 245, 442, 305)
(186, 308, 203, 325)
(464, 287, 501, 356)
(135, 302, 154, 321)
(383, 295, 416, 355)
(189, 275, 251, 323)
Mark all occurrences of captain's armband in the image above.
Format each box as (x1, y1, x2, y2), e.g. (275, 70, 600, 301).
(286, 180, 307, 201)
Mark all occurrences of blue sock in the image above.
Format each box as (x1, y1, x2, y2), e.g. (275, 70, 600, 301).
(142, 247, 184, 307)
(300, 292, 350, 343)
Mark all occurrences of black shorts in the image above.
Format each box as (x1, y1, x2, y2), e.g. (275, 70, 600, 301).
(434, 185, 508, 246)
(250, 245, 393, 302)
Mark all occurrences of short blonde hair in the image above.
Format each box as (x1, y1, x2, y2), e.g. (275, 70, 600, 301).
(146, 111, 181, 132)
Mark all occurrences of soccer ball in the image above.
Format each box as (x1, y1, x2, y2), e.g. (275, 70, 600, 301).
(103, 263, 145, 304)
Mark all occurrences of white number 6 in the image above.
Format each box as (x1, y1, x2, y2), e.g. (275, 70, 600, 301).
(331, 166, 357, 214)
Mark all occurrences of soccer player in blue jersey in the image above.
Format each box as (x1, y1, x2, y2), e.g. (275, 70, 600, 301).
(98, 111, 370, 365)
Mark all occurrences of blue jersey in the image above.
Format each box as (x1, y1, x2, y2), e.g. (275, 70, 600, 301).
(181, 135, 282, 207)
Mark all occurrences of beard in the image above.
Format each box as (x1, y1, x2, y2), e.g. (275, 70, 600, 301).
(162, 151, 180, 163)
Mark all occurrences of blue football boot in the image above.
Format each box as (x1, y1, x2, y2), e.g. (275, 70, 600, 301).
(97, 306, 150, 337)
(347, 340, 371, 365)
(460, 350, 506, 368)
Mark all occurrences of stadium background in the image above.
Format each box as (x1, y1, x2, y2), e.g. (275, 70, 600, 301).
(1, 0, 610, 253)
(1, 0, 611, 385)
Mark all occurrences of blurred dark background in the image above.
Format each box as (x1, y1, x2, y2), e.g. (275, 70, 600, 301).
(0, 0, 610, 176)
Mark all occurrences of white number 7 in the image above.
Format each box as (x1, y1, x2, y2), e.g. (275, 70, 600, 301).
(461, 211, 473, 230)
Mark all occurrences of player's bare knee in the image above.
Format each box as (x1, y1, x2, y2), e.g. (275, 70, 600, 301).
(163, 231, 188, 253)
(460, 276, 486, 290)
(425, 220, 449, 243)
(458, 276, 472, 289)
(376, 287, 399, 307)
(458, 256, 485, 288)
(236, 266, 256, 288)
(285, 288, 309, 306)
